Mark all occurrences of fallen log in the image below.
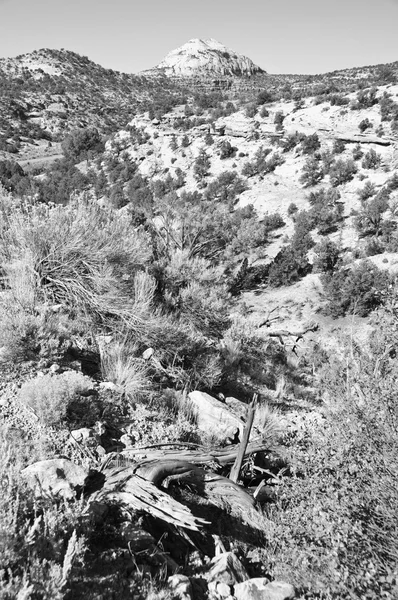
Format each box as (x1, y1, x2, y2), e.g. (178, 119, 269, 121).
(88, 465, 210, 532)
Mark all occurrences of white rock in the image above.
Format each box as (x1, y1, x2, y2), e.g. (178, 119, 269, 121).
(142, 347, 154, 360)
(147, 38, 264, 78)
(167, 574, 192, 600)
(22, 459, 89, 500)
(188, 391, 244, 439)
(234, 579, 295, 600)
(69, 427, 94, 443)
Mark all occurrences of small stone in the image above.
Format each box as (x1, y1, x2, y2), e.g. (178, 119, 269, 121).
(49, 363, 60, 374)
(167, 574, 192, 600)
(70, 427, 94, 443)
(234, 579, 295, 600)
(142, 347, 154, 360)
(120, 433, 136, 448)
(99, 381, 119, 392)
(208, 552, 249, 586)
(119, 523, 155, 552)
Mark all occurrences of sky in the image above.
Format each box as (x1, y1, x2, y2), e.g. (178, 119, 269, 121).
(1, 0, 398, 75)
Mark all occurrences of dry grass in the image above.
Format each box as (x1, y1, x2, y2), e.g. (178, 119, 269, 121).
(100, 338, 151, 400)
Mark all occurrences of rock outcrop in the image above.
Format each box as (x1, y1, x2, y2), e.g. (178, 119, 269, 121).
(145, 38, 265, 79)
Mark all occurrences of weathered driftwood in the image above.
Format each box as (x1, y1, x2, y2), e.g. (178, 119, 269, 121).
(92, 439, 272, 532)
(230, 394, 258, 483)
(260, 322, 319, 347)
(88, 465, 210, 532)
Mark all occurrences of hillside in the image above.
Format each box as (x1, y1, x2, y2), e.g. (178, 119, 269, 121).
(0, 48, 188, 158)
(0, 43, 398, 600)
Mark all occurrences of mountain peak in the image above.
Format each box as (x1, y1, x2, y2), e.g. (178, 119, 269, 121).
(146, 38, 265, 78)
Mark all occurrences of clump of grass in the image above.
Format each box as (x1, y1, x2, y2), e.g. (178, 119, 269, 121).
(100, 338, 151, 400)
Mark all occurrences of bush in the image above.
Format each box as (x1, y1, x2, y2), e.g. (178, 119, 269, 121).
(313, 239, 340, 273)
(352, 143, 364, 160)
(219, 140, 236, 159)
(358, 180, 377, 201)
(358, 118, 372, 133)
(0, 198, 152, 331)
(266, 316, 398, 596)
(204, 171, 247, 205)
(332, 139, 346, 154)
(321, 260, 390, 317)
(301, 133, 321, 155)
(61, 127, 104, 163)
(18, 371, 94, 426)
(329, 158, 357, 187)
(362, 148, 382, 170)
(299, 156, 324, 187)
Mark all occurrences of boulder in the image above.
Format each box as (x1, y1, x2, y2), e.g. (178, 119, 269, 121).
(225, 396, 248, 421)
(188, 391, 244, 439)
(208, 552, 249, 586)
(234, 579, 295, 600)
(22, 458, 89, 500)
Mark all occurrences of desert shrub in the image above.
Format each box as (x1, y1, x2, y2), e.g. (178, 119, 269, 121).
(351, 87, 378, 110)
(301, 133, 321, 155)
(193, 148, 211, 183)
(219, 139, 236, 159)
(321, 260, 390, 317)
(352, 143, 364, 160)
(61, 127, 104, 163)
(274, 111, 285, 126)
(268, 244, 312, 287)
(260, 106, 270, 118)
(204, 171, 247, 205)
(281, 131, 302, 153)
(332, 139, 346, 154)
(358, 118, 372, 133)
(256, 90, 274, 105)
(320, 149, 334, 174)
(241, 146, 272, 177)
(357, 180, 377, 201)
(299, 156, 324, 187)
(362, 148, 382, 170)
(204, 131, 214, 146)
(313, 239, 341, 274)
(329, 158, 357, 187)
(287, 202, 298, 217)
(181, 134, 190, 147)
(245, 103, 257, 118)
(329, 93, 349, 106)
(386, 171, 398, 191)
(355, 191, 389, 236)
(0, 198, 152, 331)
(306, 187, 343, 233)
(262, 213, 285, 232)
(18, 371, 94, 426)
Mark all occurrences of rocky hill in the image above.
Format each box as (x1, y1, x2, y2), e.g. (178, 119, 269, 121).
(144, 38, 265, 78)
(0, 48, 187, 157)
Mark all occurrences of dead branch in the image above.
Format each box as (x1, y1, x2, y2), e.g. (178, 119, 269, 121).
(230, 394, 258, 483)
